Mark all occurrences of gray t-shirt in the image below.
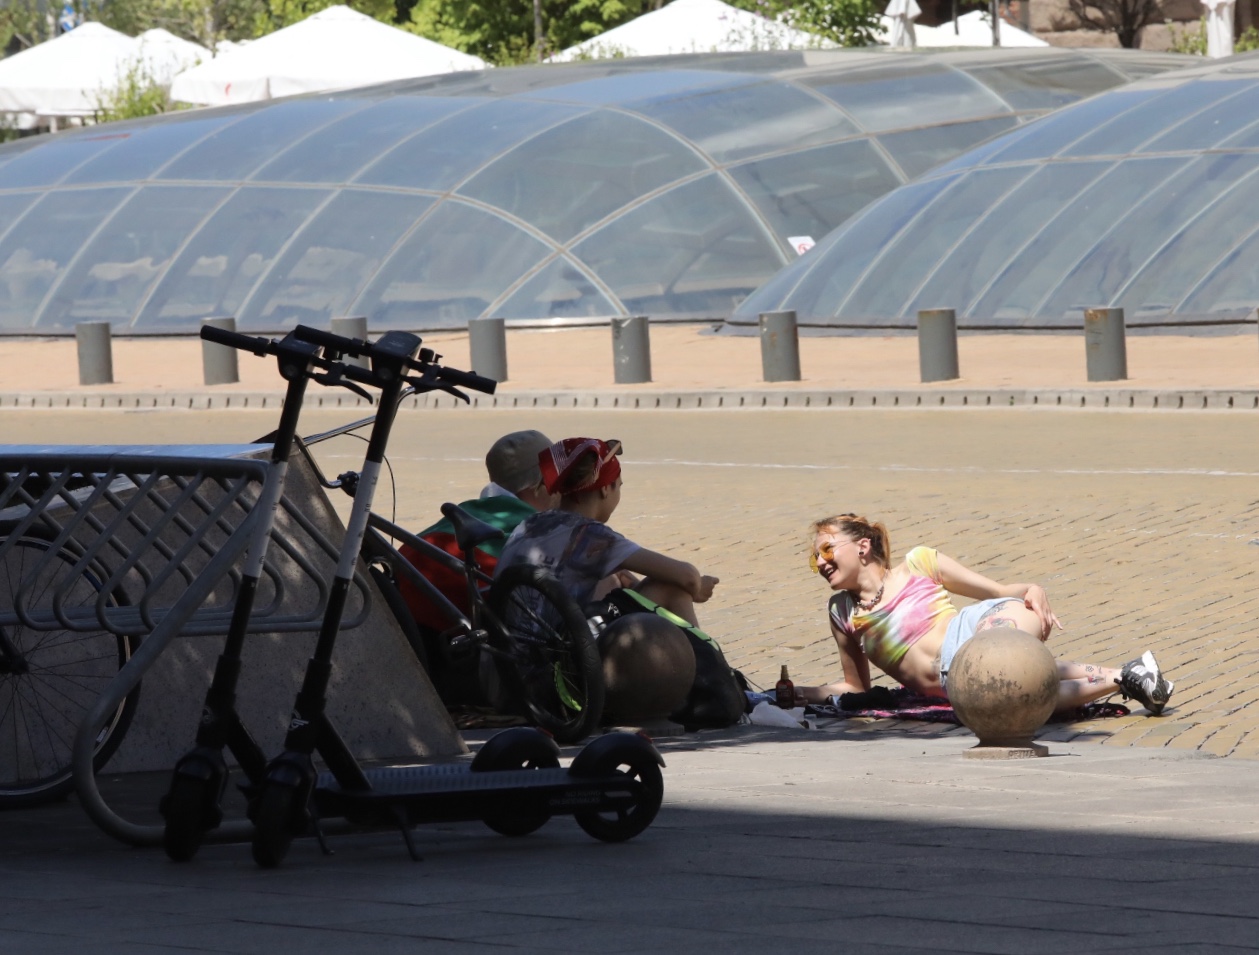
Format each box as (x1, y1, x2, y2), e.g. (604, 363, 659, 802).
(496, 510, 641, 607)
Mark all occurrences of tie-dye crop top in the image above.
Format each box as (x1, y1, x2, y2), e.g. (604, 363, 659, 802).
(828, 546, 958, 671)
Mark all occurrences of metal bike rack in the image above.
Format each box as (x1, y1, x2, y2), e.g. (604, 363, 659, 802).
(0, 445, 368, 846)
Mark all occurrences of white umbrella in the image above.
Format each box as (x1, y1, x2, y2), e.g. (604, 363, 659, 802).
(884, 0, 921, 48)
(1203, 0, 1235, 57)
(169, 5, 485, 106)
(0, 22, 137, 118)
(136, 28, 210, 85)
(552, 0, 827, 61)
(913, 9, 1048, 47)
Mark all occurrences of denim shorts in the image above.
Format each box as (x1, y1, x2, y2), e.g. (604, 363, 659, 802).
(937, 598, 1024, 692)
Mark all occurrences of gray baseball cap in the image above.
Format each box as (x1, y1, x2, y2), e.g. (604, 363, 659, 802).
(485, 430, 552, 493)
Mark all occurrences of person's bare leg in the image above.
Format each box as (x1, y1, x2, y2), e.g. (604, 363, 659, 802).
(635, 579, 698, 626)
(1056, 660, 1121, 711)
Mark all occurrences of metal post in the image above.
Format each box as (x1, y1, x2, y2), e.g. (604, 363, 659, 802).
(75, 321, 113, 386)
(330, 316, 369, 369)
(469, 317, 508, 382)
(759, 310, 801, 383)
(1083, 307, 1128, 382)
(201, 317, 239, 385)
(917, 308, 960, 383)
(611, 316, 651, 384)
(990, 0, 1000, 44)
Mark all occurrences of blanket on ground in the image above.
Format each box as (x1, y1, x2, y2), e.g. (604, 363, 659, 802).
(798, 685, 1129, 724)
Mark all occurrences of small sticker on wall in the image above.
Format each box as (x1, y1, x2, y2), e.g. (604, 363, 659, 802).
(788, 236, 815, 256)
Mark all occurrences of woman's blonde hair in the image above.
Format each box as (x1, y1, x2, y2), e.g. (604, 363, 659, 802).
(810, 514, 892, 569)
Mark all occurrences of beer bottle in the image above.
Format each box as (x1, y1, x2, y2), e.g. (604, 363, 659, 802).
(775, 665, 795, 708)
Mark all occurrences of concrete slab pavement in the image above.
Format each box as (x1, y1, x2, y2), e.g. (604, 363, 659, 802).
(5, 330, 1259, 952)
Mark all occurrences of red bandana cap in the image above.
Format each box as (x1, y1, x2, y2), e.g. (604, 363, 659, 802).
(539, 438, 621, 494)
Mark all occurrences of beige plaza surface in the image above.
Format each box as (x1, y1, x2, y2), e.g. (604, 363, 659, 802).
(2, 324, 1259, 395)
(3, 324, 1259, 761)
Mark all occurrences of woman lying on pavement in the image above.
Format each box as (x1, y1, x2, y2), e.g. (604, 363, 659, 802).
(797, 513, 1174, 716)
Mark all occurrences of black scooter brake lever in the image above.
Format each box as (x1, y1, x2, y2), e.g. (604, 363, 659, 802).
(313, 365, 374, 403)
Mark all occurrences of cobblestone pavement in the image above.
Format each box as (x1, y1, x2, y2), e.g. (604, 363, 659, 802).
(5, 404, 1256, 758)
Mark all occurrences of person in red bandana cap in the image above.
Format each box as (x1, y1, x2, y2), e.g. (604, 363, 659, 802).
(495, 437, 719, 627)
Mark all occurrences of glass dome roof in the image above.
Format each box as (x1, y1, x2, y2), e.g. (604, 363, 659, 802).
(0, 47, 1190, 334)
(732, 52, 1259, 332)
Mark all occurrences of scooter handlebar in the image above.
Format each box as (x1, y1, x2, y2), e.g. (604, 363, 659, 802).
(199, 324, 274, 357)
(436, 366, 497, 396)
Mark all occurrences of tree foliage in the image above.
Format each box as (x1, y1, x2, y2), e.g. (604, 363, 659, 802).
(1066, 0, 1159, 48)
(406, 0, 659, 65)
(728, 0, 882, 47)
(94, 57, 175, 120)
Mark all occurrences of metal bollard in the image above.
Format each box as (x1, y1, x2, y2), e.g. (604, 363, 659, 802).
(201, 317, 239, 385)
(612, 316, 652, 384)
(1083, 307, 1127, 382)
(469, 317, 508, 382)
(330, 316, 369, 369)
(75, 321, 114, 386)
(759, 310, 801, 383)
(917, 308, 960, 383)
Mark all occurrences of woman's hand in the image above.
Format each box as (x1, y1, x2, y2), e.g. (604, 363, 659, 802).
(1022, 584, 1061, 639)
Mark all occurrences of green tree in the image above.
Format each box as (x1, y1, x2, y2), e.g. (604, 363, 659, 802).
(1, 0, 62, 52)
(407, 0, 655, 65)
(728, 0, 882, 46)
(92, 0, 270, 49)
(94, 56, 175, 120)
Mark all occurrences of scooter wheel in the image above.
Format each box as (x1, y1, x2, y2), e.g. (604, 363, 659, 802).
(471, 728, 560, 837)
(162, 775, 210, 862)
(251, 784, 298, 869)
(571, 742, 663, 843)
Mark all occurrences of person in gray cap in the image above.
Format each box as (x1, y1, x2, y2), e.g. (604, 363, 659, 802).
(395, 430, 564, 704)
(480, 429, 559, 511)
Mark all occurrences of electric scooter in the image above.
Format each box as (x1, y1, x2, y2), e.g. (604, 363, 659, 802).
(231, 325, 663, 868)
(159, 328, 375, 861)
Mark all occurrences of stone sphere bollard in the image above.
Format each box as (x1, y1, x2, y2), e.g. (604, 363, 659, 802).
(598, 614, 695, 725)
(947, 629, 1059, 759)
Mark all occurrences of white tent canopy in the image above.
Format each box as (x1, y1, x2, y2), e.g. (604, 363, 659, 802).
(0, 22, 138, 118)
(912, 10, 1048, 47)
(136, 28, 210, 85)
(553, 0, 827, 61)
(169, 5, 486, 106)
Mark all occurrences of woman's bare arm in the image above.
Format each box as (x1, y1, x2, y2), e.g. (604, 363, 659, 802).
(799, 620, 871, 702)
(936, 551, 1060, 637)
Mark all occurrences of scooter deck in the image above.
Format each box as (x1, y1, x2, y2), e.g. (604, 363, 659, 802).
(311, 764, 636, 824)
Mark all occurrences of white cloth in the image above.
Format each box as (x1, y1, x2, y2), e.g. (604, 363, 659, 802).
(552, 0, 827, 61)
(479, 482, 519, 500)
(884, 0, 921, 49)
(497, 510, 640, 607)
(1203, 0, 1236, 58)
(747, 701, 810, 728)
(169, 5, 485, 106)
(0, 22, 137, 117)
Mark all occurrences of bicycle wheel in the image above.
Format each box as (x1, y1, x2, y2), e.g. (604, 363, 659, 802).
(0, 526, 140, 809)
(485, 564, 603, 744)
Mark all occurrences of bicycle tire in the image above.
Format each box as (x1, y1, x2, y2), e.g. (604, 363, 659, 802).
(0, 525, 141, 809)
(485, 564, 603, 744)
